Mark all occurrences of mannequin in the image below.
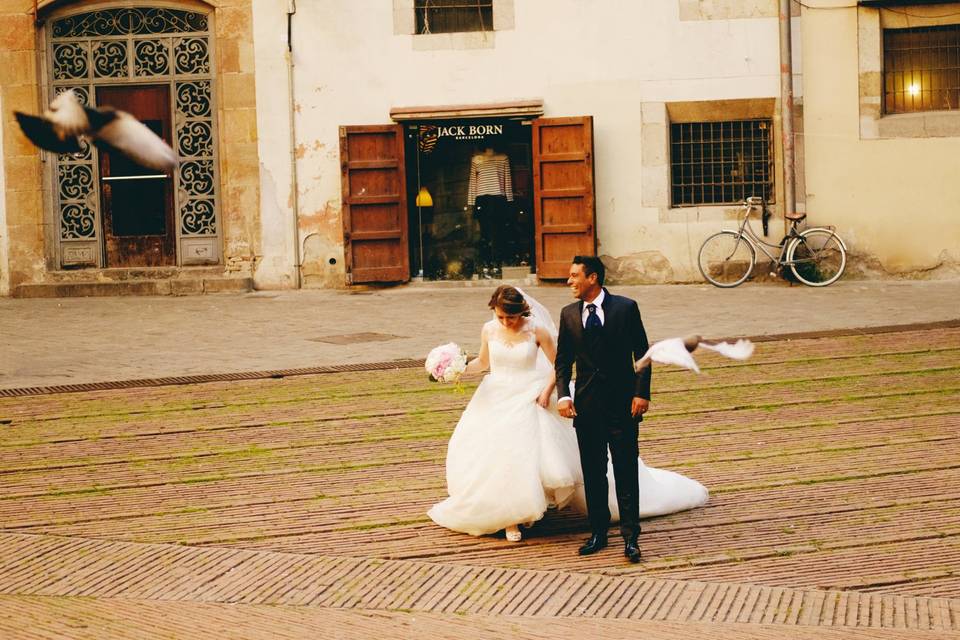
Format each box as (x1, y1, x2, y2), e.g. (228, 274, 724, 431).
(467, 147, 513, 275)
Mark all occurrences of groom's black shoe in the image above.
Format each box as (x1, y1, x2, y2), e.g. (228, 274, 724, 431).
(578, 533, 608, 556)
(624, 537, 641, 563)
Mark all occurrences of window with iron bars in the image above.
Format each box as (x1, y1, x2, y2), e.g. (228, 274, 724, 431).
(883, 24, 960, 114)
(415, 0, 493, 35)
(670, 120, 774, 207)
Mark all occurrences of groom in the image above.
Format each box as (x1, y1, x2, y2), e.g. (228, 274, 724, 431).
(555, 256, 651, 563)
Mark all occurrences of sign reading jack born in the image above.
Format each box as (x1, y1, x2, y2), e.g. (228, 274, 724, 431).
(435, 122, 504, 141)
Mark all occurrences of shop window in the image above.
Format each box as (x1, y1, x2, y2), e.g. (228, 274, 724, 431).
(883, 24, 960, 114)
(669, 119, 773, 207)
(406, 119, 532, 280)
(415, 0, 493, 34)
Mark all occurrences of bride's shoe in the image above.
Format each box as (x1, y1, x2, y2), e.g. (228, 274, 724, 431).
(505, 525, 522, 542)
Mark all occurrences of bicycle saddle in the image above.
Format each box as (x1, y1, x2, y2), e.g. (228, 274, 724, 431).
(785, 211, 807, 221)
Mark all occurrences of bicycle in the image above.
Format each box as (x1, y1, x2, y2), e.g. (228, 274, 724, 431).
(697, 197, 847, 288)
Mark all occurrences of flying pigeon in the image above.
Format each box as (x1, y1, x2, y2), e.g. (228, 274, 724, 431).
(14, 90, 177, 171)
(634, 334, 754, 374)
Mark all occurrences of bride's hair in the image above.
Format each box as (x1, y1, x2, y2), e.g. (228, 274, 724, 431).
(488, 285, 531, 317)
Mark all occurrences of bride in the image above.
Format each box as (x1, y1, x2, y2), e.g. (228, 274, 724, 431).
(428, 285, 708, 543)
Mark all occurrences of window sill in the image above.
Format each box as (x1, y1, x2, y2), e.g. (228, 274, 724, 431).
(873, 109, 960, 139)
(412, 31, 495, 51)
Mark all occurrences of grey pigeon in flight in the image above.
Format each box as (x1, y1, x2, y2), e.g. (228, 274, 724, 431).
(14, 89, 177, 171)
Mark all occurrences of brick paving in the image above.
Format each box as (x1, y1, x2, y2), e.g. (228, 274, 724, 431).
(0, 325, 959, 637)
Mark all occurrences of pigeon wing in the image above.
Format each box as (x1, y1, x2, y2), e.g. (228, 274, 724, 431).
(699, 339, 755, 361)
(93, 112, 177, 171)
(640, 338, 701, 373)
(14, 112, 83, 154)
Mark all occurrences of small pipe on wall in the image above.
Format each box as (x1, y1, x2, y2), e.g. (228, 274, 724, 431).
(778, 0, 797, 220)
(287, 0, 302, 289)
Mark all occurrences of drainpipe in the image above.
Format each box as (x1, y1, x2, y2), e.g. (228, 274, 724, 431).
(778, 0, 797, 220)
(287, 0, 302, 288)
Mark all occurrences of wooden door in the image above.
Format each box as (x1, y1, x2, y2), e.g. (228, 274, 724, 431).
(532, 116, 597, 279)
(340, 125, 410, 283)
(96, 85, 176, 267)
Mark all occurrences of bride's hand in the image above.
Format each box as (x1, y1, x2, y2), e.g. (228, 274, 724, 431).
(536, 389, 551, 408)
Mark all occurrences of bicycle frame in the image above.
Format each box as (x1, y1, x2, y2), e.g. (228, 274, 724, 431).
(727, 203, 804, 268)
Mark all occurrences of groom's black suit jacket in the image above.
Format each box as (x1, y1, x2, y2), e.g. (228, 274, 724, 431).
(555, 288, 651, 427)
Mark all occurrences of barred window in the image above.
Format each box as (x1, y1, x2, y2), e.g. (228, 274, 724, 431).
(415, 0, 493, 35)
(883, 25, 960, 114)
(670, 120, 773, 207)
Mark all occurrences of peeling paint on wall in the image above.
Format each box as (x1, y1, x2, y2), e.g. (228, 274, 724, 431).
(603, 251, 676, 284)
(297, 199, 341, 233)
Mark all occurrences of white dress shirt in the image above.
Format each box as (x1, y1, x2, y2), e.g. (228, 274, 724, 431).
(580, 289, 605, 327)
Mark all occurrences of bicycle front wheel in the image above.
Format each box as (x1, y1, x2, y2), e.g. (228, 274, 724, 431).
(698, 231, 756, 287)
(786, 228, 846, 286)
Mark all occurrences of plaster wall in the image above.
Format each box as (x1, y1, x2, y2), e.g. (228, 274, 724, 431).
(251, 0, 297, 289)
(257, 0, 787, 284)
(801, 3, 960, 277)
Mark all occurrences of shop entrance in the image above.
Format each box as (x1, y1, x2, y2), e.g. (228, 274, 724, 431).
(339, 116, 597, 284)
(406, 119, 533, 280)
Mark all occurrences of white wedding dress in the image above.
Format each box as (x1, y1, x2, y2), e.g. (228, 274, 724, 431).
(428, 321, 709, 537)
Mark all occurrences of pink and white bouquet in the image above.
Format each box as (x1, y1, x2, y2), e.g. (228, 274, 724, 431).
(425, 342, 467, 384)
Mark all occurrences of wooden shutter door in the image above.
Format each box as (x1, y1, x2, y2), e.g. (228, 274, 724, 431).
(532, 116, 597, 279)
(340, 125, 410, 283)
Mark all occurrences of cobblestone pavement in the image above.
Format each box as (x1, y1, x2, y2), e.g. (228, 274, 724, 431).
(1, 279, 958, 389)
(0, 324, 959, 638)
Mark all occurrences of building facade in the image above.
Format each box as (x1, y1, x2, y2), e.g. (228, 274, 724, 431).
(801, 0, 960, 278)
(0, 1, 956, 296)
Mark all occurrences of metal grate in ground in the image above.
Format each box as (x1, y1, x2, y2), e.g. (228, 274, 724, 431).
(1, 320, 957, 398)
(0, 359, 424, 398)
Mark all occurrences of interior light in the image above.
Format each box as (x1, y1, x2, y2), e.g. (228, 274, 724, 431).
(908, 83, 920, 97)
(415, 186, 433, 207)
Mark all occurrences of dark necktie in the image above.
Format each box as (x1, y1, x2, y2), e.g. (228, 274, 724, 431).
(585, 303, 602, 331)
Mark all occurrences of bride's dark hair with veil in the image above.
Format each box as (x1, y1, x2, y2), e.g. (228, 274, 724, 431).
(488, 285, 531, 317)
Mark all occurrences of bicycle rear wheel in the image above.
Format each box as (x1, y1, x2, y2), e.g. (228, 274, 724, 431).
(698, 231, 756, 287)
(786, 228, 846, 286)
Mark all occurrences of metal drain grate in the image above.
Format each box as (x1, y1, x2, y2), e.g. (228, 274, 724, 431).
(1, 320, 956, 399)
(0, 359, 425, 398)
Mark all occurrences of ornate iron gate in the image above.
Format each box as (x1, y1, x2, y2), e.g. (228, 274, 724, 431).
(48, 6, 220, 268)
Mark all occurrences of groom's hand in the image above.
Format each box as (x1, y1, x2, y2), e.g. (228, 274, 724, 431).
(558, 398, 577, 418)
(631, 397, 649, 417)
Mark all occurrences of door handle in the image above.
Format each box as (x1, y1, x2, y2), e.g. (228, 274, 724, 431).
(101, 175, 170, 182)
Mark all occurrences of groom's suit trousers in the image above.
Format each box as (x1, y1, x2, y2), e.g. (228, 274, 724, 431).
(576, 419, 640, 540)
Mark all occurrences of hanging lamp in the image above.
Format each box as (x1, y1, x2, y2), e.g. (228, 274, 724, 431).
(415, 186, 433, 207)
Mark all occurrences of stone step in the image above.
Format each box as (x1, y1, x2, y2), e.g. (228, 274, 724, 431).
(12, 277, 253, 298)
